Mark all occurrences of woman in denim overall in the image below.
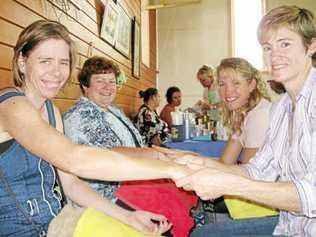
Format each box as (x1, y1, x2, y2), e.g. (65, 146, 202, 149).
(0, 20, 191, 236)
(0, 93, 61, 236)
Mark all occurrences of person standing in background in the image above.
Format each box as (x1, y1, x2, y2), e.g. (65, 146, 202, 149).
(192, 65, 222, 120)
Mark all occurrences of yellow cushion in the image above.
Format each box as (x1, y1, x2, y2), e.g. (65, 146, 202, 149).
(73, 208, 162, 237)
(224, 197, 278, 220)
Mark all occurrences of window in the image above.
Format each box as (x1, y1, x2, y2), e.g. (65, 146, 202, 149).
(141, 0, 150, 67)
(231, 0, 264, 69)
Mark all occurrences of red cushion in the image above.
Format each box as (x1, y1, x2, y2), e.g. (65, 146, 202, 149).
(116, 179, 198, 237)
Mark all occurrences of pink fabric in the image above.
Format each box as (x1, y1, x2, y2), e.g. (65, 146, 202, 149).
(115, 179, 198, 237)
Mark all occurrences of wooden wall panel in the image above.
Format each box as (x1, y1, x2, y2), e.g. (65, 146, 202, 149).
(0, 0, 157, 117)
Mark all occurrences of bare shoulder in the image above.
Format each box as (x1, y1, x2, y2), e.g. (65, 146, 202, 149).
(0, 88, 20, 140)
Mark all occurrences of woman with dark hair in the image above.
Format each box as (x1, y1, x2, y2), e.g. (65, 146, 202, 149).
(134, 88, 169, 146)
(160, 86, 182, 129)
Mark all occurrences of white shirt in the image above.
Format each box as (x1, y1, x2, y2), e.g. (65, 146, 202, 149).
(245, 68, 316, 237)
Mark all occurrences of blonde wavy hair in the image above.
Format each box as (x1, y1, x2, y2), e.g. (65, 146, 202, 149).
(196, 65, 216, 81)
(217, 58, 271, 135)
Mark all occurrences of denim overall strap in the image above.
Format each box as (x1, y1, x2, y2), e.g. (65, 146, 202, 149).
(0, 91, 24, 103)
(45, 100, 56, 127)
(45, 100, 67, 207)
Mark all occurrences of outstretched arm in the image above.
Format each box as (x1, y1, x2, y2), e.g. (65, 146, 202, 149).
(176, 168, 300, 213)
(0, 95, 189, 182)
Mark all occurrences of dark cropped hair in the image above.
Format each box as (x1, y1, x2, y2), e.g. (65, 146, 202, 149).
(78, 56, 120, 94)
(139, 88, 158, 103)
(166, 86, 181, 104)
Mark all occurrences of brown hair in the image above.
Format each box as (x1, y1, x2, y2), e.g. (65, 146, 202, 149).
(78, 56, 120, 94)
(139, 88, 158, 103)
(217, 57, 271, 135)
(12, 20, 76, 87)
(258, 5, 316, 51)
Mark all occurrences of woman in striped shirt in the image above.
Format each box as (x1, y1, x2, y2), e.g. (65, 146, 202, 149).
(176, 5, 316, 237)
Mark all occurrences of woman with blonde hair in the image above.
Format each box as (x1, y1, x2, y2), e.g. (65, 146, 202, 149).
(192, 65, 221, 119)
(218, 57, 272, 164)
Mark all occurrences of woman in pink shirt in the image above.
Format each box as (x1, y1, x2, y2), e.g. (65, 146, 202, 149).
(217, 57, 272, 165)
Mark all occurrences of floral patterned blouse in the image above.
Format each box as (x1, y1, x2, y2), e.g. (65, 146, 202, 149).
(134, 104, 169, 146)
(63, 96, 144, 203)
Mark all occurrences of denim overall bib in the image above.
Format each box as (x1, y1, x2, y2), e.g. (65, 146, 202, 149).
(0, 92, 61, 236)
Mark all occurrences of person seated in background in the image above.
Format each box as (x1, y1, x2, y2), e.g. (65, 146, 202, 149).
(63, 56, 197, 237)
(160, 86, 182, 129)
(134, 88, 169, 146)
(191, 65, 222, 120)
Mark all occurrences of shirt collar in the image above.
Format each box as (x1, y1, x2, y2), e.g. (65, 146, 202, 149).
(281, 67, 316, 110)
(300, 67, 316, 99)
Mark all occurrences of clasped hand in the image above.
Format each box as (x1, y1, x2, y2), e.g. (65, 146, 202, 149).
(176, 167, 238, 200)
(153, 147, 241, 200)
(161, 152, 241, 200)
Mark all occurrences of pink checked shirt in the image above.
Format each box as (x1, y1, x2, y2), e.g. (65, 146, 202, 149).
(245, 68, 316, 236)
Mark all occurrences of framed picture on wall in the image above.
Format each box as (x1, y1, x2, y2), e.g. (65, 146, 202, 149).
(115, 4, 131, 58)
(132, 17, 141, 78)
(100, 1, 119, 45)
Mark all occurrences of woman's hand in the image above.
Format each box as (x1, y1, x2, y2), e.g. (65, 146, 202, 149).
(126, 210, 172, 235)
(152, 145, 199, 162)
(175, 168, 243, 200)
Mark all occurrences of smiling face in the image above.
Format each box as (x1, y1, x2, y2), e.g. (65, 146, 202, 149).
(218, 68, 256, 111)
(170, 91, 182, 107)
(197, 74, 212, 88)
(84, 73, 117, 109)
(261, 27, 316, 90)
(19, 39, 70, 101)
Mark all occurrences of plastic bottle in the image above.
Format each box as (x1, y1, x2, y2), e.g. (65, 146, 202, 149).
(184, 112, 190, 140)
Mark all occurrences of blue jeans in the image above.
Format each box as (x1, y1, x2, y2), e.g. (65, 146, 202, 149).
(190, 216, 281, 237)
